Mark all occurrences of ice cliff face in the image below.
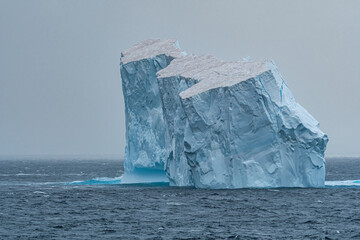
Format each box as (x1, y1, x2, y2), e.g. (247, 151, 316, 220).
(120, 39, 328, 188)
(157, 55, 224, 186)
(120, 39, 185, 183)
(179, 60, 328, 188)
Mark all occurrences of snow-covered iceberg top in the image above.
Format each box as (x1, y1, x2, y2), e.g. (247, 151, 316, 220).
(179, 60, 269, 99)
(120, 38, 185, 64)
(120, 39, 328, 188)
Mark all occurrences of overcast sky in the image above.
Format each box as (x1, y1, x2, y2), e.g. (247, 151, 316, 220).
(0, 0, 359, 157)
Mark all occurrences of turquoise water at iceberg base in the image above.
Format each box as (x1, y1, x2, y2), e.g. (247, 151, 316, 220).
(0, 157, 360, 239)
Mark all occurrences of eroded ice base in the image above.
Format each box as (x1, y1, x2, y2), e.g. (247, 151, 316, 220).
(120, 168, 169, 184)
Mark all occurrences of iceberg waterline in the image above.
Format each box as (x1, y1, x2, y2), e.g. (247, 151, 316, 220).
(4, 177, 360, 189)
(63, 179, 360, 188)
(119, 39, 328, 189)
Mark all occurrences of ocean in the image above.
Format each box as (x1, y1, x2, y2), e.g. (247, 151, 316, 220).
(0, 157, 359, 239)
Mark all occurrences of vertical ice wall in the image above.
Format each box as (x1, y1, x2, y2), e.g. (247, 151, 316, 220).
(157, 55, 224, 186)
(119, 39, 184, 183)
(179, 60, 328, 188)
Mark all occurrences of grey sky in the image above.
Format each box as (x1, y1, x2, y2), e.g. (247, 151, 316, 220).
(0, 0, 359, 157)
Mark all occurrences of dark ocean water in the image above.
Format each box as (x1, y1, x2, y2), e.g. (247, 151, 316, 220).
(0, 157, 360, 239)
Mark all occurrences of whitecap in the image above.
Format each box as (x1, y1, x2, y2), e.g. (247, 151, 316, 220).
(33, 191, 47, 194)
(325, 180, 360, 188)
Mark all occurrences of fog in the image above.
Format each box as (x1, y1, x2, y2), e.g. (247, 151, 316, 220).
(1, 0, 359, 157)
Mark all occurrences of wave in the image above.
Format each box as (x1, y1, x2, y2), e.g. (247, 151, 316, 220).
(15, 173, 50, 176)
(0, 173, 84, 177)
(66, 177, 123, 185)
(325, 180, 360, 188)
(64, 176, 169, 186)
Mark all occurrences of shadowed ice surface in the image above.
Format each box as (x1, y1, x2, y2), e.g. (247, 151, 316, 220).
(0, 157, 360, 239)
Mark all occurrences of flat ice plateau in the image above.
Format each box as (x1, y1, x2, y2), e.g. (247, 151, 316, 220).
(120, 39, 328, 188)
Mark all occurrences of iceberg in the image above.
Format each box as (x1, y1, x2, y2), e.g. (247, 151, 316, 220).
(120, 39, 328, 188)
